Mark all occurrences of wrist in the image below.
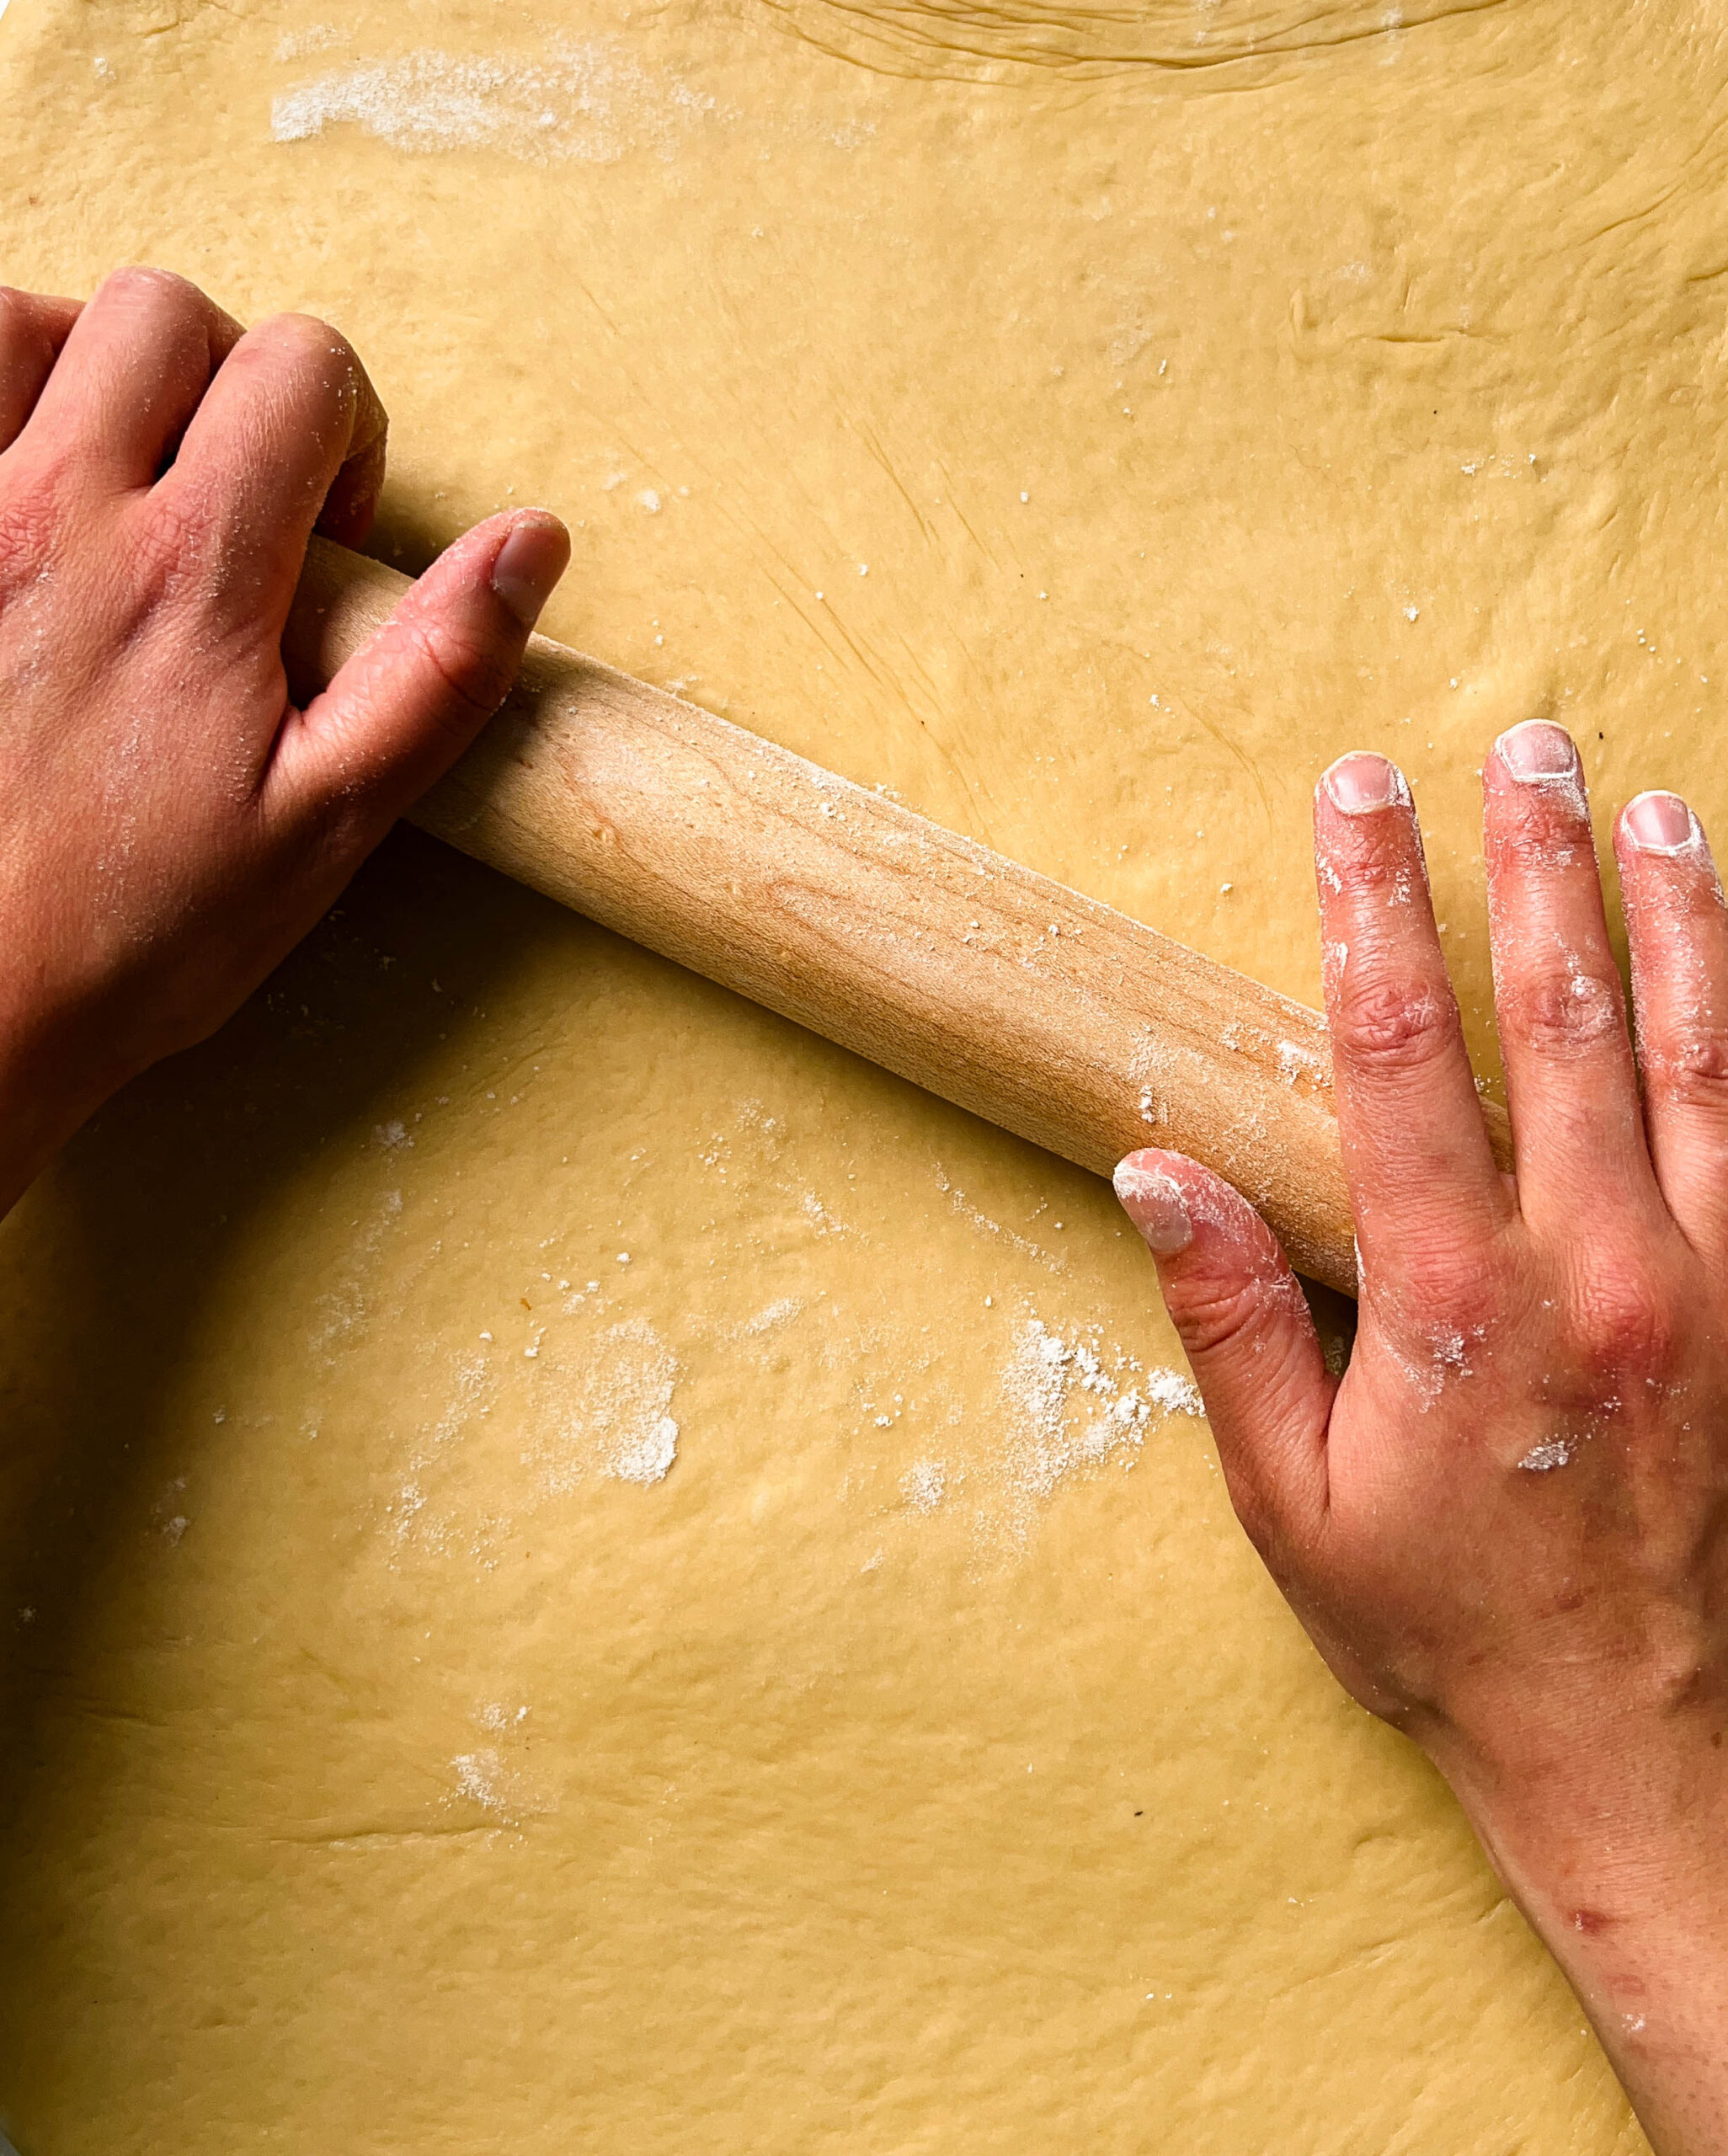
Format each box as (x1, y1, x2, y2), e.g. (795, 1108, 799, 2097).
(0, 995, 124, 1216)
(1433, 1729, 1728, 2152)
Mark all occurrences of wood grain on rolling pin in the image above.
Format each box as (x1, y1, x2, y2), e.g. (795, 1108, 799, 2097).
(288, 538, 1512, 1297)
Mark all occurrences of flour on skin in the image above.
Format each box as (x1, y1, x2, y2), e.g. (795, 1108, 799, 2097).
(1517, 1435, 1578, 1472)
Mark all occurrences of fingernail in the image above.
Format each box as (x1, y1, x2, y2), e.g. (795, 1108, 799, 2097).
(1495, 719, 1578, 782)
(491, 513, 569, 629)
(1113, 1158, 1192, 1256)
(1622, 789, 1697, 853)
(1320, 752, 1405, 815)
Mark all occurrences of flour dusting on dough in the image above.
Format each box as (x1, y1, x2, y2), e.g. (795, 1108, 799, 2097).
(579, 1319, 682, 1485)
(308, 1187, 403, 1356)
(271, 42, 721, 163)
(743, 1296, 803, 1335)
(974, 1316, 1200, 1546)
(900, 1459, 947, 1512)
(275, 22, 341, 61)
(451, 1746, 555, 1826)
(933, 1165, 1066, 1271)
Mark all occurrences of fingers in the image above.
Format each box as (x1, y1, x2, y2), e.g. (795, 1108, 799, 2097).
(267, 510, 570, 841)
(1315, 752, 1509, 1286)
(1615, 792, 1728, 1260)
(155, 310, 389, 634)
(1114, 1150, 1332, 1553)
(1484, 721, 1657, 1235)
(13, 266, 242, 490)
(0, 287, 83, 451)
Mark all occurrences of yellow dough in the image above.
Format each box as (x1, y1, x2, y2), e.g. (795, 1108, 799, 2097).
(8, 0, 1722, 2145)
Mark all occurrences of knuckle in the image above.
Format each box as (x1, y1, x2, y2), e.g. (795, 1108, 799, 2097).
(1491, 785, 1588, 851)
(129, 488, 211, 595)
(1497, 967, 1624, 1059)
(1327, 823, 1405, 892)
(1570, 1258, 1675, 1381)
(1320, 819, 1421, 902)
(1388, 1242, 1503, 1341)
(1332, 970, 1455, 1078)
(401, 612, 509, 734)
(0, 463, 69, 587)
(1647, 1027, 1728, 1115)
(1171, 1267, 1272, 1364)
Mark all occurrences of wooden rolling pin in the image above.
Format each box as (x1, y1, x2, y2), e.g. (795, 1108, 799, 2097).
(287, 536, 1511, 1295)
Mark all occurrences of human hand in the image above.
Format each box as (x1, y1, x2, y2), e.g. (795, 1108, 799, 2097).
(0, 268, 569, 1211)
(1116, 724, 1728, 2153)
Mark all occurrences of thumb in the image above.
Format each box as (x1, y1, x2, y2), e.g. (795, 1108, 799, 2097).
(270, 509, 571, 821)
(1114, 1149, 1334, 1550)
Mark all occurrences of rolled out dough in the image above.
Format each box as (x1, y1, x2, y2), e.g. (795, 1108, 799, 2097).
(0, 0, 1709, 2147)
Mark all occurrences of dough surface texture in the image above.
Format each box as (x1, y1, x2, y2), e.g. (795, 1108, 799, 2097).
(3, 0, 1714, 2146)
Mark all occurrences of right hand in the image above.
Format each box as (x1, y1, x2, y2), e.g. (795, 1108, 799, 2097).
(1117, 726, 1728, 2154)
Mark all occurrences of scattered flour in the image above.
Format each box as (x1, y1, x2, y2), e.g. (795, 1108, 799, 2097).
(900, 1459, 947, 1512)
(1275, 1038, 1327, 1089)
(388, 1312, 683, 1566)
(800, 1190, 853, 1237)
(1140, 1363, 1208, 1415)
(742, 1296, 803, 1336)
(933, 1166, 1065, 1271)
(308, 1187, 403, 1356)
(452, 1751, 508, 1808)
(451, 1745, 554, 1826)
(152, 1476, 191, 1546)
(883, 1310, 1189, 1552)
(275, 23, 342, 61)
(271, 41, 722, 164)
(967, 1316, 1201, 1547)
(571, 1318, 681, 1486)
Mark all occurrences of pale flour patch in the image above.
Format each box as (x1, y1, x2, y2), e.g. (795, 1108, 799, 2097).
(308, 1187, 404, 1356)
(272, 40, 723, 164)
(552, 1318, 682, 1487)
(900, 1459, 947, 1512)
(743, 1296, 803, 1336)
(451, 1746, 554, 1826)
(972, 1317, 1201, 1547)
(275, 22, 341, 61)
(799, 1190, 853, 1238)
(933, 1165, 1065, 1271)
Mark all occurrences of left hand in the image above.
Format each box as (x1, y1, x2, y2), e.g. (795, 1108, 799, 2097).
(0, 266, 570, 1210)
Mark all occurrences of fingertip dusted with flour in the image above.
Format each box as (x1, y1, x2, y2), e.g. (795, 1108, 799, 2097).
(1114, 1150, 1193, 1255)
